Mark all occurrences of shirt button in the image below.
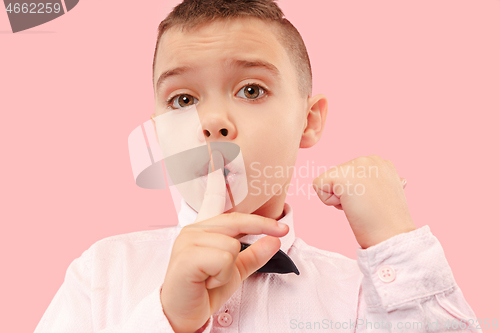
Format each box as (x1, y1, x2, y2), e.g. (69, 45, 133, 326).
(217, 312, 233, 327)
(377, 265, 396, 283)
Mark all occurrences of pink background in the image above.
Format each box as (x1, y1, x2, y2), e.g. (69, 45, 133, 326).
(1, 0, 499, 331)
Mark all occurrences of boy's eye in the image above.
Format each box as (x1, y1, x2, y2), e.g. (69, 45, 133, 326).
(236, 84, 267, 100)
(168, 94, 199, 110)
(167, 84, 267, 110)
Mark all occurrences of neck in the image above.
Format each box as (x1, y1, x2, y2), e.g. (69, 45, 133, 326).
(251, 190, 287, 221)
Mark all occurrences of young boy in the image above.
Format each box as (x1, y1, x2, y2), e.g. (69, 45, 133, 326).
(35, 0, 481, 332)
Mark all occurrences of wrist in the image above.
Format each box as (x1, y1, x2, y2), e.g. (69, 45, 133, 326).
(358, 224, 416, 249)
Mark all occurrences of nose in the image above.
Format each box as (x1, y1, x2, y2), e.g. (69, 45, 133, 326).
(199, 108, 237, 141)
(204, 128, 228, 138)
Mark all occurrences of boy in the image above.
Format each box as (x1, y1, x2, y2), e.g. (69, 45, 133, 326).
(35, 0, 481, 332)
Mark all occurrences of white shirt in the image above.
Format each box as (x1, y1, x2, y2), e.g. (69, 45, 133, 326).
(35, 199, 481, 332)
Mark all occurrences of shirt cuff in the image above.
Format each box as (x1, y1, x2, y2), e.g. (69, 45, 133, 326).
(356, 225, 457, 311)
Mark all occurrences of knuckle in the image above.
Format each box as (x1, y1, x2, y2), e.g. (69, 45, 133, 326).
(230, 238, 242, 255)
(326, 167, 339, 179)
(385, 159, 395, 168)
(181, 224, 197, 234)
(227, 211, 240, 222)
(173, 232, 187, 245)
(260, 214, 274, 226)
(356, 156, 372, 165)
(221, 251, 233, 264)
(374, 155, 387, 165)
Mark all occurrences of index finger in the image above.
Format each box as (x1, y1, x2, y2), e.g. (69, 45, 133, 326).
(188, 212, 288, 239)
(195, 149, 227, 223)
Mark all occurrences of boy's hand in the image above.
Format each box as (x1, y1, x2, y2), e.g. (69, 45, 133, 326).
(312, 155, 415, 249)
(161, 150, 289, 333)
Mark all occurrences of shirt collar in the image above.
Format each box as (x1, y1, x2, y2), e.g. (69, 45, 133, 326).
(176, 198, 296, 254)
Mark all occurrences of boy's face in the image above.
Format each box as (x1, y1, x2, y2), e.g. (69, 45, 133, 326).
(153, 17, 325, 217)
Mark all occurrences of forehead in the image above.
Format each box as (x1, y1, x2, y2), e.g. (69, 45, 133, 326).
(154, 17, 293, 90)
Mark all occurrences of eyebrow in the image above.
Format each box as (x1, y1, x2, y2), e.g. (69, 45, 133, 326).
(155, 59, 281, 95)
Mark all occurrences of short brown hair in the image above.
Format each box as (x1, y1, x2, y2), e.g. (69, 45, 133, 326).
(152, 0, 313, 97)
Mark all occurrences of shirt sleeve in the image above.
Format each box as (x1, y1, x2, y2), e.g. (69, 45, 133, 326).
(34, 247, 214, 333)
(355, 225, 483, 333)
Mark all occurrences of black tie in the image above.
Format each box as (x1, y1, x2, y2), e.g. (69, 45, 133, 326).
(240, 242, 300, 275)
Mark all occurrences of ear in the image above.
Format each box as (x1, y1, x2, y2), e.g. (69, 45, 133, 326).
(150, 113, 160, 144)
(299, 94, 328, 148)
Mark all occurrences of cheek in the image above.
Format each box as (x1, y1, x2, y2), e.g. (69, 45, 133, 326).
(247, 103, 303, 158)
(268, 111, 304, 156)
(239, 99, 303, 173)
(242, 116, 301, 190)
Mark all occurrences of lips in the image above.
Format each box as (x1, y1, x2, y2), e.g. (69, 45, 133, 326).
(196, 153, 240, 180)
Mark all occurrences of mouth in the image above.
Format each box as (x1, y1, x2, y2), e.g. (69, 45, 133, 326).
(195, 152, 241, 186)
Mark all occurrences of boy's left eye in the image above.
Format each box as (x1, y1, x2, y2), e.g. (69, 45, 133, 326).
(236, 84, 267, 100)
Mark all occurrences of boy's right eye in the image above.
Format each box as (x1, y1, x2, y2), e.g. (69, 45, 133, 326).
(167, 94, 199, 110)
